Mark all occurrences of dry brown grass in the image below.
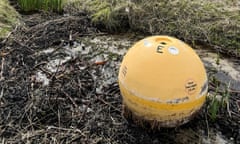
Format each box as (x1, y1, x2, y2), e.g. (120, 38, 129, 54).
(65, 0, 240, 57)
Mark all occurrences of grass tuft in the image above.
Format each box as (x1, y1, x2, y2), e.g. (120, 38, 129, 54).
(65, 0, 129, 31)
(18, 0, 65, 13)
(208, 87, 220, 121)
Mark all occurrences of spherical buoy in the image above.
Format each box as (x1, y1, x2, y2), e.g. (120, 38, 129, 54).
(118, 36, 208, 128)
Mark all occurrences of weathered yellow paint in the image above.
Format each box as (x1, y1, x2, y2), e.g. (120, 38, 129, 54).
(118, 36, 208, 127)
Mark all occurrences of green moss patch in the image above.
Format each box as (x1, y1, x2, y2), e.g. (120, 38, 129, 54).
(0, 0, 19, 38)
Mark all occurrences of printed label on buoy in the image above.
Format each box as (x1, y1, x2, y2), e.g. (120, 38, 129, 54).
(185, 79, 197, 95)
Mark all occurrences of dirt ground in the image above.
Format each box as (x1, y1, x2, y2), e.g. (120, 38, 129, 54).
(0, 6, 240, 144)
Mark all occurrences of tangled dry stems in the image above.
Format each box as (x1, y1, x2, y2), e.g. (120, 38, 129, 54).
(67, 0, 240, 58)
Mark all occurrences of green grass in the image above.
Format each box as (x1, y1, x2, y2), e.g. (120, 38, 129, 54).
(208, 87, 220, 121)
(208, 83, 231, 121)
(18, 0, 65, 13)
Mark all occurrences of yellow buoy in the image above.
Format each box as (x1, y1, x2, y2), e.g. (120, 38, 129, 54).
(118, 36, 208, 128)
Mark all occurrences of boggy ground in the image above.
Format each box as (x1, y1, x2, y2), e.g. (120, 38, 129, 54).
(0, 9, 240, 144)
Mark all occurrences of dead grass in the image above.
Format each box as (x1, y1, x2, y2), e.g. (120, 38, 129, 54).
(65, 0, 240, 57)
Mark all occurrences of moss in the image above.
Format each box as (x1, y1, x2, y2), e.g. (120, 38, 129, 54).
(66, 0, 129, 31)
(0, 0, 19, 38)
